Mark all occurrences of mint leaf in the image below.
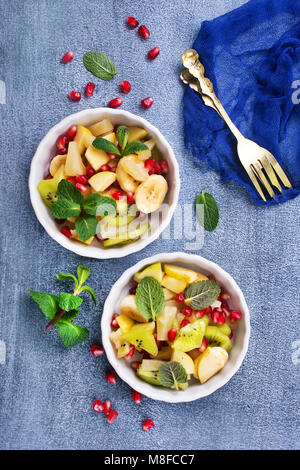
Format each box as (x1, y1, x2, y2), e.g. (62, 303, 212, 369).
(92, 137, 121, 156)
(50, 198, 81, 219)
(57, 321, 89, 347)
(83, 194, 116, 217)
(158, 361, 188, 391)
(58, 293, 83, 311)
(77, 265, 90, 286)
(122, 141, 148, 157)
(78, 285, 97, 305)
(135, 276, 165, 321)
(58, 309, 80, 322)
(28, 290, 59, 320)
(195, 190, 219, 231)
(75, 215, 99, 242)
(116, 126, 129, 152)
(56, 272, 78, 289)
(184, 280, 220, 310)
(57, 179, 84, 205)
(83, 51, 117, 81)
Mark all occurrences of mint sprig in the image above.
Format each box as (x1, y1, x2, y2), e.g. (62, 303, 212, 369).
(92, 125, 148, 158)
(158, 361, 188, 391)
(195, 190, 219, 231)
(184, 280, 220, 310)
(135, 276, 165, 321)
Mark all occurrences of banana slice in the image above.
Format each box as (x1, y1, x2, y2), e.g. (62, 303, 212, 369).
(49, 155, 67, 176)
(120, 155, 149, 182)
(135, 174, 168, 214)
(116, 161, 138, 193)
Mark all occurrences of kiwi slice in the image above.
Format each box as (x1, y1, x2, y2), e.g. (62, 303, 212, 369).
(137, 367, 161, 386)
(117, 341, 130, 359)
(122, 324, 158, 356)
(103, 222, 149, 247)
(172, 317, 208, 352)
(217, 323, 231, 336)
(205, 326, 232, 352)
(37, 178, 58, 207)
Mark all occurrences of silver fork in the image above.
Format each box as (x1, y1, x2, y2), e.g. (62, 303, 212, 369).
(181, 50, 293, 201)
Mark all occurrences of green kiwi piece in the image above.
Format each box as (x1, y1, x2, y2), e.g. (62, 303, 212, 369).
(217, 323, 231, 336)
(122, 324, 158, 356)
(172, 317, 209, 352)
(137, 367, 162, 386)
(37, 178, 58, 207)
(101, 214, 136, 227)
(103, 222, 149, 247)
(205, 326, 232, 352)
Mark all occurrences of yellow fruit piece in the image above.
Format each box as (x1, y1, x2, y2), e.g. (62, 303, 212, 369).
(157, 306, 177, 341)
(119, 295, 148, 323)
(161, 275, 187, 294)
(65, 141, 86, 176)
(88, 171, 116, 192)
(110, 328, 123, 350)
(122, 325, 158, 356)
(141, 359, 166, 371)
(150, 346, 172, 360)
(134, 262, 164, 283)
(49, 155, 67, 176)
(197, 347, 228, 383)
(53, 164, 66, 182)
(135, 174, 168, 214)
(163, 288, 176, 301)
(85, 144, 109, 171)
(117, 340, 131, 359)
(171, 349, 195, 375)
(128, 126, 148, 143)
(116, 161, 138, 193)
(116, 314, 135, 333)
(75, 125, 94, 155)
(137, 139, 155, 161)
(102, 132, 116, 144)
(70, 230, 94, 245)
(120, 155, 149, 182)
(164, 264, 208, 284)
(89, 118, 114, 136)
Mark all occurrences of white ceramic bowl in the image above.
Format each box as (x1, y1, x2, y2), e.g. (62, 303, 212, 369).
(29, 108, 180, 259)
(102, 252, 250, 403)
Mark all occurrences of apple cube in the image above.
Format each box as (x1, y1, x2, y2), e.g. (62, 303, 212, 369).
(53, 164, 66, 182)
(171, 350, 195, 375)
(128, 126, 148, 142)
(102, 132, 116, 144)
(89, 118, 113, 136)
(141, 359, 166, 371)
(120, 155, 149, 182)
(65, 141, 86, 176)
(196, 347, 228, 383)
(164, 264, 208, 284)
(88, 171, 116, 192)
(116, 314, 135, 333)
(137, 139, 155, 161)
(74, 125, 94, 155)
(157, 306, 177, 341)
(161, 275, 187, 294)
(85, 144, 109, 171)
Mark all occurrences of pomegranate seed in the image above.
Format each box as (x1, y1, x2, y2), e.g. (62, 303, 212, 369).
(108, 97, 122, 108)
(95, 234, 105, 243)
(144, 158, 156, 171)
(153, 162, 161, 174)
(168, 328, 177, 343)
(204, 306, 212, 315)
(56, 135, 67, 151)
(180, 319, 190, 328)
(229, 332, 233, 340)
(45, 174, 52, 180)
(103, 400, 112, 415)
(176, 293, 185, 303)
(90, 345, 104, 357)
(57, 148, 68, 155)
(198, 338, 207, 354)
(154, 333, 163, 350)
(92, 400, 104, 413)
(208, 274, 216, 281)
(107, 409, 118, 424)
(86, 165, 95, 178)
(106, 372, 117, 385)
(182, 306, 193, 317)
(126, 16, 139, 28)
(195, 309, 205, 318)
(148, 47, 160, 60)
(120, 80, 131, 93)
(126, 191, 135, 204)
(66, 125, 77, 141)
(141, 97, 154, 109)
(222, 305, 231, 317)
(159, 160, 168, 174)
(229, 310, 242, 322)
(60, 226, 72, 238)
(66, 177, 76, 185)
(131, 361, 141, 371)
(138, 25, 150, 39)
(61, 51, 74, 64)
(220, 292, 230, 302)
(76, 182, 89, 193)
(110, 166, 117, 173)
(111, 314, 119, 328)
(218, 311, 226, 325)
(211, 309, 221, 324)
(142, 419, 154, 431)
(69, 91, 81, 101)
(132, 389, 142, 404)
(107, 152, 117, 160)
(99, 164, 111, 172)
(125, 344, 135, 360)
(85, 82, 95, 97)
(129, 286, 137, 295)
(76, 174, 89, 185)
(112, 190, 124, 200)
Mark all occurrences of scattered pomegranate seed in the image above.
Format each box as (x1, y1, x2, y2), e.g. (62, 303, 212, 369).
(76, 182, 89, 193)
(99, 164, 111, 172)
(144, 158, 156, 171)
(180, 318, 190, 329)
(204, 306, 212, 315)
(229, 310, 242, 322)
(131, 361, 141, 371)
(176, 293, 185, 303)
(141, 97, 154, 109)
(62, 51, 74, 64)
(142, 419, 154, 431)
(120, 80, 131, 93)
(69, 91, 81, 101)
(66, 177, 76, 186)
(182, 306, 193, 317)
(106, 372, 117, 385)
(56, 135, 68, 151)
(168, 328, 177, 343)
(112, 190, 124, 201)
(148, 47, 160, 60)
(126, 16, 139, 28)
(85, 82, 95, 97)
(111, 314, 119, 328)
(229, 332, 233, 340)
(86, 165, 95, 178)
(92, 400, 104, 413)
(90, 345, 104, 357)
(138, 25, 150, 39)
(125, 344, 135, 360)
(195, 309, 205, 318)
(132, 389, 142, 404)
(76, 174, 89, 185)
(103, 400, 112, 415)
(60, 226, 72, 238)
(198, 338, 207, 353)
(126, 191, 135, 204)
(107, 409, 118, 424)
(108, 97, 123, 108)
(160, 160, 168, 174)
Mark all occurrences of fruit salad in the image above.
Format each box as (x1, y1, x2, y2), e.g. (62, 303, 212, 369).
(37, 120, 169, 247)
(110, 263, 242, 390)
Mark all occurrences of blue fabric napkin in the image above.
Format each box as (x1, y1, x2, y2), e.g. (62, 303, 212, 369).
(183, 0, 300, 206)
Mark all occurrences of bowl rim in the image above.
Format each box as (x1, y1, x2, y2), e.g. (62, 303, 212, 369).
(28, 107, 180, 259)
(101, 252, 251, 403)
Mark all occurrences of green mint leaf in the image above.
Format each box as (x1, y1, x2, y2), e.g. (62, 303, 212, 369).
(83, 194, 117, 217)
(56, 272, 79, 289)
(50, 198, 81, 219)
(58, 292, 83, 311)
(78, 285, 97, 305)
(28, 290, 59, 320)
(116, 126, 129, 152)
(57, 321, 89, 347)
(122, 141, 148, 157)
(58, 309, 80, 323)
(184, 280, 221, 310)
(158, 361, 188, 391)
(195, 190, 219, 231)
(135, 276, 165, 321)
(92, 137, 121, 156)
(77, 265, 90, 287)
(57, 179, 84, 206)
(75, 215, 99, 242)
(83, 51, 117, 81)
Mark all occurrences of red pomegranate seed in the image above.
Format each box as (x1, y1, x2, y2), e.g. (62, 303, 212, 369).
(125, 344, 135, 360)
(108, 97, 123, 108)
(106, 372, 117, 385)
(131, 361, 141, 371)
(107, 409, 118, 424)
(138, 25, 150, 39)
(168, 328, 177, 343)
(103, 400, 112, 415)
(144, 158, 156, 171)
(76, 174, 89, 185)
(182, 306, 193, 317)
(120, 80, 131, 93)
(99, 164, 111, 172)
(160, 160, 168, 174)
(62, 51, 74, 64)
(111, 314, 119, 328)
(222, 305, 231, 317)
(208, 274, 216, 281)
(211, 308, 223, 324)
(92, 400, 104, 413)
(95, 234, 105, 243)
(229, 332, 233, 340)
(180, 319, 190, 329)
(85, 82, 95, 97)
(126, 16, 139, 28)
(141, 97, 154, 109)
(142, 419, 154, 431)
(229, 310, 242, 322)
(110, 166, 117, 173)
(204, 306, 212, 315)
(66, 126, 77, 142)
(69, 91, 81, 101)
(176, 293, 185, 303)
(57, 148, 68, 155)
(218, 311, 226, 325)
(90, 345, 104, 357)
(56, 135, 68, 151)
(60, 226, 72, 238)
(45, 173, 52, 180)
(107, 152, 117, 160)
(154, 333, 163, 350)
(132, 389, 142, 404)
(112, 190, 124, 201)
(86, 165, 95, 178)
(66, 177, 76, 186)
(148, 47, 160, 60)
(220, 292, 230, 302)
(76, 182, 89, 193)
(153, 162, 161, 174)
(194, 309, 205, 318)
(198, 338, 207, 354)
(129, 286, 137, 295)
(126, 191, 135, 204)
